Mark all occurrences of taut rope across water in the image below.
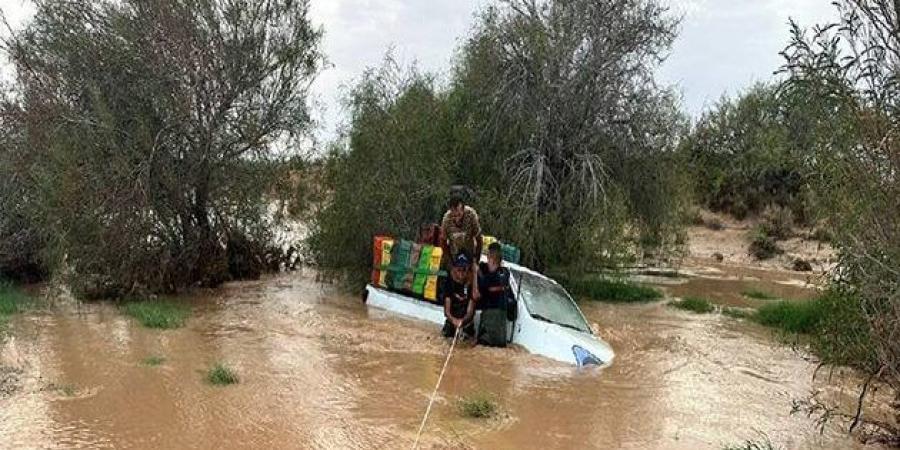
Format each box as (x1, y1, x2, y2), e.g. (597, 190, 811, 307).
(412, 327, 461, 449)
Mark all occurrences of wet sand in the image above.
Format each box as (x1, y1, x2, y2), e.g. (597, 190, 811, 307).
(0, 268, 888, 449)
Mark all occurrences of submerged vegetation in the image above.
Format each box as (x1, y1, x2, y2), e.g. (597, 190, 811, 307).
(670, 297, 715, 314)
(458, 393, 498, 419)
(122, 301, 189, 330)
(141, 356, 166, 367)
(206, 363, 240, 386)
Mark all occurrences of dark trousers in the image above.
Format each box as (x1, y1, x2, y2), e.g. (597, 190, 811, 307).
(442, 318, 475, 338)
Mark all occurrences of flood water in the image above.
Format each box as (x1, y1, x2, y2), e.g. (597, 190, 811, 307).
(0, 265, 889, 449)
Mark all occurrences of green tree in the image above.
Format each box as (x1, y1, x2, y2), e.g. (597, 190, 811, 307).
(2, 0, 323, 296)
(454, 0, 687, 269)
(311, 0, 689, 278)
(782, 0, 900, 439)
(308, 59, 468, 283)
(679, 83, 818, 221)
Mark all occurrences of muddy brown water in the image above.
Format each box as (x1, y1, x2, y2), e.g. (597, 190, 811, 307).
(0, 267, 889, 449)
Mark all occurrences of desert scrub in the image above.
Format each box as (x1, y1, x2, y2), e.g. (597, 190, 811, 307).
(748, 228, 783, 260)
(458, 392, 498, 418)
(758, 204, 794, 239)
(122, 300, 189, 329)
(670, 297, 715, 314)
(206, 363, 239, 386)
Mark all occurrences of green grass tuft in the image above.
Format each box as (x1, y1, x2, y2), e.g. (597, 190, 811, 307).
(0, 281, 32, 336)
(722, 307, 754, 319)
(0, 281, 29, 316)
(458, 392, 498, 418)
(122, 300, 189, 329)
(206, 363, 239, 386)
(752, 300, 823, 334)
(670, 297, 716, 314)
(741, 289, 779, 301)
(141, 356, 166, 366)
(557, 276, 663, 303)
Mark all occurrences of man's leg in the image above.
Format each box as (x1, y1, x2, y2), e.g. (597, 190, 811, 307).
(442, 320, 455, 338)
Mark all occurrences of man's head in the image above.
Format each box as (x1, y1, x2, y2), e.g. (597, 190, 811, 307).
(487, 242, 503, 267)
(451, 252, 471, 282)
(447, 193, 465, 222)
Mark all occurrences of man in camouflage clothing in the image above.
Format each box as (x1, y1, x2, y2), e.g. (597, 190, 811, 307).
(440, 191, 483, 302)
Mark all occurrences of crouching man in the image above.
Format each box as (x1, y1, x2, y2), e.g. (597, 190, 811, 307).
(443, 252, 476, 339)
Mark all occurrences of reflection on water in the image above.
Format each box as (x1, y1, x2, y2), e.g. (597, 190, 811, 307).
(0, 268, 887, 449)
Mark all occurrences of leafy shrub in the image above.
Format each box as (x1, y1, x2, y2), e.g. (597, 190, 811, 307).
(810, 288, 877, 371)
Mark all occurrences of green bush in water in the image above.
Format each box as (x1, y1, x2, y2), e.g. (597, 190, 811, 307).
(122, 300, 188, 329)
(458, 392, 497, 419)
(207, 363, 239, 386)
(670, 297, 715, 314)
(753, 300, 822, 334)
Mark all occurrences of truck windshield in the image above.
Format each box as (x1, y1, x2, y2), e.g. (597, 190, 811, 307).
(515, 271, 591, 334)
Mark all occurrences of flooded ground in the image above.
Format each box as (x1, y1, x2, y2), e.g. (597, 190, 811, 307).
(0, 266, 889, 449)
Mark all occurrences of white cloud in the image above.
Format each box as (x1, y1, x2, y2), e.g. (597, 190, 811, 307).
(0, 0, 842, 133)
(659, 0, 838, 117)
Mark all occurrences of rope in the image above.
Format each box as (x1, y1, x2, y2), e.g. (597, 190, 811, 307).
(412, 326, 461, 450)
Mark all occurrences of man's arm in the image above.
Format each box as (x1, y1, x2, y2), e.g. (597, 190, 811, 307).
(470, 209, 483, 299)
(463, 298, 475, 324)
(471, 260, 481, 301)
(440, 212, 451, 257)
(444, 296, 454, 321)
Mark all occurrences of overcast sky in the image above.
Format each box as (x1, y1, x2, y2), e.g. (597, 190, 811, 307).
(0, 0, 837, 140)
